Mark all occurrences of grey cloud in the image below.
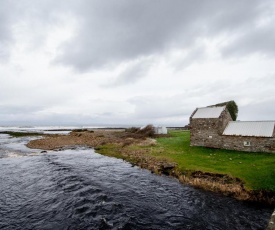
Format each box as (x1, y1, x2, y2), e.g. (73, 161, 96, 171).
(0, 105, 44, 115)
(1, 0, 273, 67)
(239, 98, 275, 121)
(0, 1, 14, 60)
(55, 0, 194, 70)
(0, 0, 72, 60)
(207, 1, 265, 32)
(104, 58, 152, 86)
(0, 4, 10, 42)
(126, 93, 211, 126)
(0, 40, 9, 61)
(216, 1, 275, 57)
(1, 0, 275, 127)
(129, 94, 191, 120)
(222, 25, 275, 57)
(125, 74, 275, 125)
(0, 105, 47, 126)
(54, 0, 272, 71)
(171, 44, 206, 71)
(118, 62, 150, 84)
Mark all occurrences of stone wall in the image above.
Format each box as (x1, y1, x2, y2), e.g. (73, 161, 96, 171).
(190, 108, 232, 148)
(190, 117, 222, 148)
(221, 135, 275, 153)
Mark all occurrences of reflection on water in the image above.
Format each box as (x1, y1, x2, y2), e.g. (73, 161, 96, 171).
(0, 134, 273, 229)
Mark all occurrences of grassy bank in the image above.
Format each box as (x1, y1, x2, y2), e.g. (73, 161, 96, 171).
(153, 130, 275, 191)
(96, 130, 275, 203)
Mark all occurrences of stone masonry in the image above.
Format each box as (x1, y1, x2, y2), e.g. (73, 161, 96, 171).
(190, 106, 275, 153)
(190, 108, 232, 149)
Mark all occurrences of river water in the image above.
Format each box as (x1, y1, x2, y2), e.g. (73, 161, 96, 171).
(0, 133, 273, 230)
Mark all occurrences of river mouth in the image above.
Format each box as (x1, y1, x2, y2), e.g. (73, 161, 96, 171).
(0, 134, 273, 229)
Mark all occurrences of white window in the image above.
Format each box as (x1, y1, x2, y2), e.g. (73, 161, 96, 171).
(243, 141, 251, 146)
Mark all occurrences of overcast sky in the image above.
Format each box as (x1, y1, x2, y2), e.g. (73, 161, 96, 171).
(0, 0, 275, 126)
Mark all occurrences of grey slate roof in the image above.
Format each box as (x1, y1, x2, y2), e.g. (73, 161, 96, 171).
(223, 121, 275, 137)
(192, 106, 225, 119)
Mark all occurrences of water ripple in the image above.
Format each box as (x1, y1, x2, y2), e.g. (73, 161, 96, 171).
(0, 138, 273, 229)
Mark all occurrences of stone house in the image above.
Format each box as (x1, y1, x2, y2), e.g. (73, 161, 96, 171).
(190, 105, 275, 153)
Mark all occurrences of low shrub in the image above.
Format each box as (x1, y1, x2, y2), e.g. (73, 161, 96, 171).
(124, 125, 155, 139)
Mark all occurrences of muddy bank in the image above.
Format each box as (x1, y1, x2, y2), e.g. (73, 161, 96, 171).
(27, 130, 275, 206)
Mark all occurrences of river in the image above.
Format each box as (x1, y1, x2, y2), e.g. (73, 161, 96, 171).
(0, 133, 273, 229)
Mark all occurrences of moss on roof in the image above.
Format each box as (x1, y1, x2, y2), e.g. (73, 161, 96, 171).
(209, 100, 238, 121)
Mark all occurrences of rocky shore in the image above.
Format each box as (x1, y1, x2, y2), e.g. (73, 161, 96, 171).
(27, 129, 275, 206)
(267, 210, 275, 230)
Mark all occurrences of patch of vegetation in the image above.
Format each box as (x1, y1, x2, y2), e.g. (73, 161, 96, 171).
(0, 131, 44, 138)
(124, 125, 155, 139)
(153, 130, 275, 191)
(96, 144, 129, 160)
(98, 130, 275, 192)
(72, 129, 95, 133)
(72, 129, 88, 132)
(213, 100, 238, 121)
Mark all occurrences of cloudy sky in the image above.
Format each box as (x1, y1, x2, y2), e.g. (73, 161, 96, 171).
(0, 0, 275, 126)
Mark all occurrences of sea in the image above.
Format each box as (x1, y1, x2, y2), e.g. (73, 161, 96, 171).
(0, 126, 273, 229)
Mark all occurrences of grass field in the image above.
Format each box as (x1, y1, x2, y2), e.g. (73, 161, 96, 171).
(150, 130, 275, 191)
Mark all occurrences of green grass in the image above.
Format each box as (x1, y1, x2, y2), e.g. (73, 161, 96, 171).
(150, 130, 275, 191)
(95, 130, 275, 191)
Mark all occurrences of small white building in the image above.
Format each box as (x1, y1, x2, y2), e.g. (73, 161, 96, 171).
(154, 126, 168, 134)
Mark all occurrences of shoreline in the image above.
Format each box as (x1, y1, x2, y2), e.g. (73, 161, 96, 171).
(26, 129, 275, 206)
